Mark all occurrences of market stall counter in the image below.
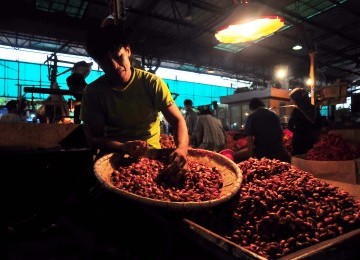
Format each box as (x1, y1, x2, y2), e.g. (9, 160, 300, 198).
(93, 150, 360, 259)
(180, 179, 360, 260)
(1, 123, 93, 227)
(4, 151, 360, 259)
(179, 158, 360, 259)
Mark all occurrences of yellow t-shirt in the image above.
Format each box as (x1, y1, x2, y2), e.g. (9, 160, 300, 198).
(81, 68, 174, 148)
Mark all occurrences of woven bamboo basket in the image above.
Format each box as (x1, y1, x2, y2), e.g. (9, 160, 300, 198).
(94, 148, 243, 210)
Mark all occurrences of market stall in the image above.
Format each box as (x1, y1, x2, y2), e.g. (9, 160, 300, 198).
(181, 158, 360, 259)
(91, 150, 360, 259)
(220, 87, 292, 129)
(291, 129, 360, 184)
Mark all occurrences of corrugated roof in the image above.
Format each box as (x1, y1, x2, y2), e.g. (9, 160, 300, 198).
(0, 0, 359, 84)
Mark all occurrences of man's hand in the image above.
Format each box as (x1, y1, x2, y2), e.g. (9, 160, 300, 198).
(170, 147, 188, 167)
(122, 140, 148, 158)
(161, 147, 188, 176)
(156, 147, 188, 187)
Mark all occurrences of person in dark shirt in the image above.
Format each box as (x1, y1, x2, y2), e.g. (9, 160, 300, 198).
(183, 99, 198, 146)
(288, 88, 321, 155)
(244, 98, 290, 162)
(66, 61, 92, 124)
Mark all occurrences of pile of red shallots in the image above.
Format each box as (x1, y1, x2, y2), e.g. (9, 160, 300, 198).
(111, 157, 223, 202)
(160, 134, 176, 148)
(224, 129, 293, 161)
(189, 157, 360, 259)
(307, 133, 360, 161)
(283, 128, 293, 154)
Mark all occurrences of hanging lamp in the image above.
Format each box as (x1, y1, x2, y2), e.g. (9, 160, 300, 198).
(292, 43, 303, 50)
(215, 16, 284, 43)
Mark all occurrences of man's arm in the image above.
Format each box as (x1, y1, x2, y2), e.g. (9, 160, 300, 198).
(162, 103, 189, 170)
(162, 103, 189, 151)
(83, 122, 147, 157)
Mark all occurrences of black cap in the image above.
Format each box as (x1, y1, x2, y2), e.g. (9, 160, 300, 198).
(85, 25, 129, 61)
(73, 61, 93, 68)
(249, 98, 265, 110)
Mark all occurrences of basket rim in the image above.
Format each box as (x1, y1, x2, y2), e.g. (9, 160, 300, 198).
(93, 148, 243, 210)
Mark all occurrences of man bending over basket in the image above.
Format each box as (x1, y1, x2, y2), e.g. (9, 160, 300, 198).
(81, 25, 189, 175)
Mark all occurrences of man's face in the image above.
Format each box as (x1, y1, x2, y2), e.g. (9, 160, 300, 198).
(97, 46, 132, 83)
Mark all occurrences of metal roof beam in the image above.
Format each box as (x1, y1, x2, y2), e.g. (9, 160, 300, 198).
(328, 0, 360, 19)
(257, 0, 360, 45)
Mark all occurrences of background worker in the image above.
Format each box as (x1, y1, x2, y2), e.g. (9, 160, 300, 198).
(288, 88, 322, 155)
(183, 99, 198, 147)
(243, 98, 290, 162)
(0, 100, 23, 123)
(66, 61, 93, 124)
(193, 107, 226, 152)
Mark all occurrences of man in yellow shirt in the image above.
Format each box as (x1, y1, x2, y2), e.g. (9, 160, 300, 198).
(81, 25, 188, 171)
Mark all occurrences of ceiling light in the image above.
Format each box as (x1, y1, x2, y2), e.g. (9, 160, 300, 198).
(306, 78, 313, 86)
(274, 65, 288, 79)
(215, 16, 284, 43)
(292, 44, 302, 50)
(275, 69, 287, 79)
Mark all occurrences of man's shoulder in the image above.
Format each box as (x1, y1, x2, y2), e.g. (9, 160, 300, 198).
(258, 108, 278, 116)
(133, 68, 166, 90)
(0, 113, 21, 122)
(0, 114, 10, 121)
(134, 68, 160, 80)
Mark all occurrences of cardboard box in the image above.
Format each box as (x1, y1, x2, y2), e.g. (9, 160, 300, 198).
(291, 128, 360, 184)
(291, 155, 360, 184)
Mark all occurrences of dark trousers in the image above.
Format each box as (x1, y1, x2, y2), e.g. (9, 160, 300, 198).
(74, 105, 81, 124)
